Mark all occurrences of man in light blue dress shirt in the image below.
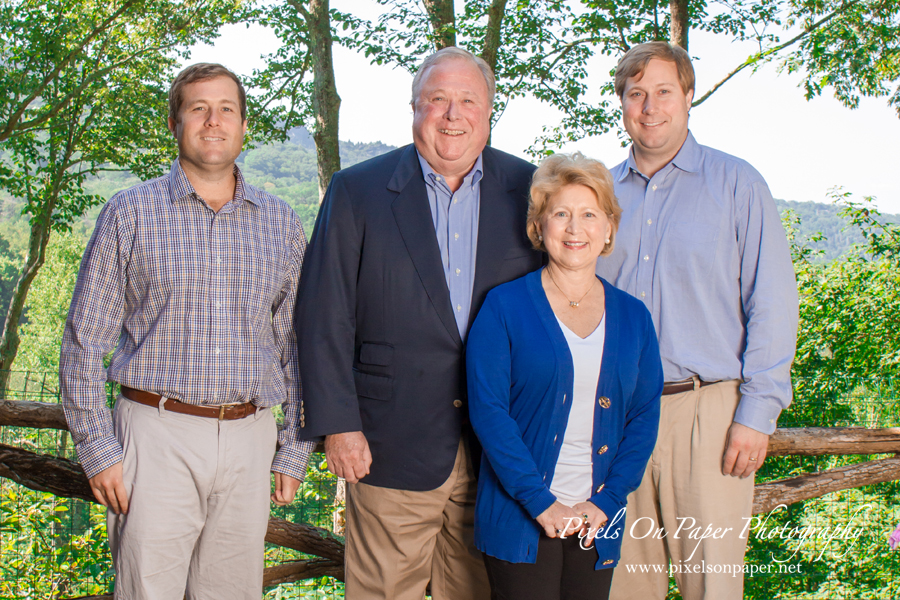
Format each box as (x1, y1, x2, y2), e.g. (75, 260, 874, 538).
(596, 43, 798, 600)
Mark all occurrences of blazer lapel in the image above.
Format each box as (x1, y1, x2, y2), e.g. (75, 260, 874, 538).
(390, 146, 463, 347)
(468, 147, 527, 332)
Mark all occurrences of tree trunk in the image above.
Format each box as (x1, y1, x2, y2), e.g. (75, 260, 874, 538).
(753, 455, 900, 514)
(669, 0, 689, 50)
(60, 558, 344, 599)
(302, 0, 342, 203)
(265, 516, 345, 563)
(0, 399, 69, 429)
(0, 443, 94, 501)
(263, 558, 345, 586)
(0, 198, 56, 394)
(422, 0, 456, 50)
(480, 0, 507, 74)
(0, 444, 345, 562)
(767, 427, 900, 456)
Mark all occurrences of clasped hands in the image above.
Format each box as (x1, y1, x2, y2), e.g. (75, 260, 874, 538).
(536, 501, 609, 548)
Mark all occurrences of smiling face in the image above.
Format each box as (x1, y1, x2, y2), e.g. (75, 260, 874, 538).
(412, 57, 492, 183)
(168, 76, 247, 176)
(538, 184, 612, 273)
(621, 58, 693, 175)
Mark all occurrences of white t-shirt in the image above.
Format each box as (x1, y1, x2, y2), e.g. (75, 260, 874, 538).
(549, 313, 606, 507)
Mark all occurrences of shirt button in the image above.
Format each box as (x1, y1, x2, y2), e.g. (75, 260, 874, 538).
(456, 304, 462, 312)
(554, 435, 558, 442)
(646, 219, 652, 225)
(640, 291, 646, 298)
(215, 301, 222, 308)
(453, 198, 458, 204)
(214, 347, 221, 355)
(216, 256, 222, 264)
(453, 399, 463, 408)
(597, 445, 608, 455)
(456, 268, 461, 275)
(454, 233, 460, 240)
(599, 396, 611, 408)
(643, 255, 649, 261)
(652, 185, 658, 191)
(603, 559, 614, 565)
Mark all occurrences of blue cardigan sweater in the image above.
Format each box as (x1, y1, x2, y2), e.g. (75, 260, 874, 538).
(466, 268, 663, 569)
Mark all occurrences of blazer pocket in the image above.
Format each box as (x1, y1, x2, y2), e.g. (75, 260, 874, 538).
(353, 369, 393, 401)
(359, 342, 394, 366)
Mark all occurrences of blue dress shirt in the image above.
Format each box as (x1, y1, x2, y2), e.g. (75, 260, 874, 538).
(595, 131, 798, 434)
(467, 269, 662, 568)
(417, 152, 482, 339)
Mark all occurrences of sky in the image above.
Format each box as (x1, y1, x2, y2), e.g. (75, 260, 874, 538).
(189, 3, 900, 214)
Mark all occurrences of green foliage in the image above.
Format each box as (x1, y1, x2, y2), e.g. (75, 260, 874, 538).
(13, 230, 86, 374)
(238, 129, 395, 233)
(333, 1, 900, 154)
(0, 485, 111, 598)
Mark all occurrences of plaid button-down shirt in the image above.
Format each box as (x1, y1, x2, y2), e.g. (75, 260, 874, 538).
(60, 159, 314, 480)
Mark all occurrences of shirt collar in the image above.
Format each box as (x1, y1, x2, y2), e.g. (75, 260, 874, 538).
(416, 150, 484, 189)
(168, 159, 261, 207)
(619, 130, 701, 182)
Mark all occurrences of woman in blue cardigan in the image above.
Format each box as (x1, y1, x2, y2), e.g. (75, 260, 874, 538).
(467, 153, 663, 600)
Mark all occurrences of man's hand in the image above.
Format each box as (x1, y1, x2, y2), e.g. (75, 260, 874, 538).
(89, 462, 129, 515)
(272, 472, 302, 506)
(324, 431, 372, 484)
(722, 422, 770, 478)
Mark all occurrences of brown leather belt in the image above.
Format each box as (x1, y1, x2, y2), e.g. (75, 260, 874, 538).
(662, 378, 717, 396)
(121, 386, 258, 420)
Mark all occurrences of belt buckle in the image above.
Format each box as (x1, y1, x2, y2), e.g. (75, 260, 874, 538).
(217, 402, 241, 421)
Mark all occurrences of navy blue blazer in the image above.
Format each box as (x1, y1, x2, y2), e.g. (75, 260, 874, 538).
(467, 269, 662, 568)
(295, 144, 543, 490)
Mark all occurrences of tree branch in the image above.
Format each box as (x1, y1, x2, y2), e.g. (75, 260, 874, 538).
(767, 427, 900, 456)
(693, 4, 854, 107)
(753, 456, 900, 514)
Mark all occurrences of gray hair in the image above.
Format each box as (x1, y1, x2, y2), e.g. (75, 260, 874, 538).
(410, 47, 496, 106)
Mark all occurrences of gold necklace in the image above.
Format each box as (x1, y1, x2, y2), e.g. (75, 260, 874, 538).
(547, 269, 595, 308)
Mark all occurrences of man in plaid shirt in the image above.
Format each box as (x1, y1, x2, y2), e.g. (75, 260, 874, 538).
(59, 63, 314, 599)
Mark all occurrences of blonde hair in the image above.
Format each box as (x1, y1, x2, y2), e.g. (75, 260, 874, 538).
(527, 152, 621, 256)
(614, 42, 694, 99)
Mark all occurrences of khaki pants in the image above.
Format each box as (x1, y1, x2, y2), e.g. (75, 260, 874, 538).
(344, 439, 490, 600)
(109, 396, 276, 600)
(609, 380, 754, 600)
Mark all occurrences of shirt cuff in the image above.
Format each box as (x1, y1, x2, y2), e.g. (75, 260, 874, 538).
(76, 435, 124, 479)
(271, 440, 316, 481)
(733, 396, 783, 435)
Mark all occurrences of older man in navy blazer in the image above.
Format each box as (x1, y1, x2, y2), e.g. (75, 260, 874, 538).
(295, 47, 543, 600)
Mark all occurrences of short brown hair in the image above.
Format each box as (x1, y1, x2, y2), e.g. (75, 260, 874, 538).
(527, 152, 621, 256)
(169, 63, 247, 124)
(614, 42, 694, 99)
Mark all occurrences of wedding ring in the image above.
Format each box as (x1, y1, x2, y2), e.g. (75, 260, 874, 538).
(749, 457, 758, 462)
(555, 528, 562, 535)
(582, 513, 589, 521)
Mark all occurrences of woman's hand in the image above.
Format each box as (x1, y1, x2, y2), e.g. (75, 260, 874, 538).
(535, 501, 584, 539)
(571, 501, 608, 548)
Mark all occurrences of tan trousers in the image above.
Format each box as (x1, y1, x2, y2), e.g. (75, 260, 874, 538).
(609, 380, 754, 600)
(109, 396, 276, 600)
(344, 439, 490, 600)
